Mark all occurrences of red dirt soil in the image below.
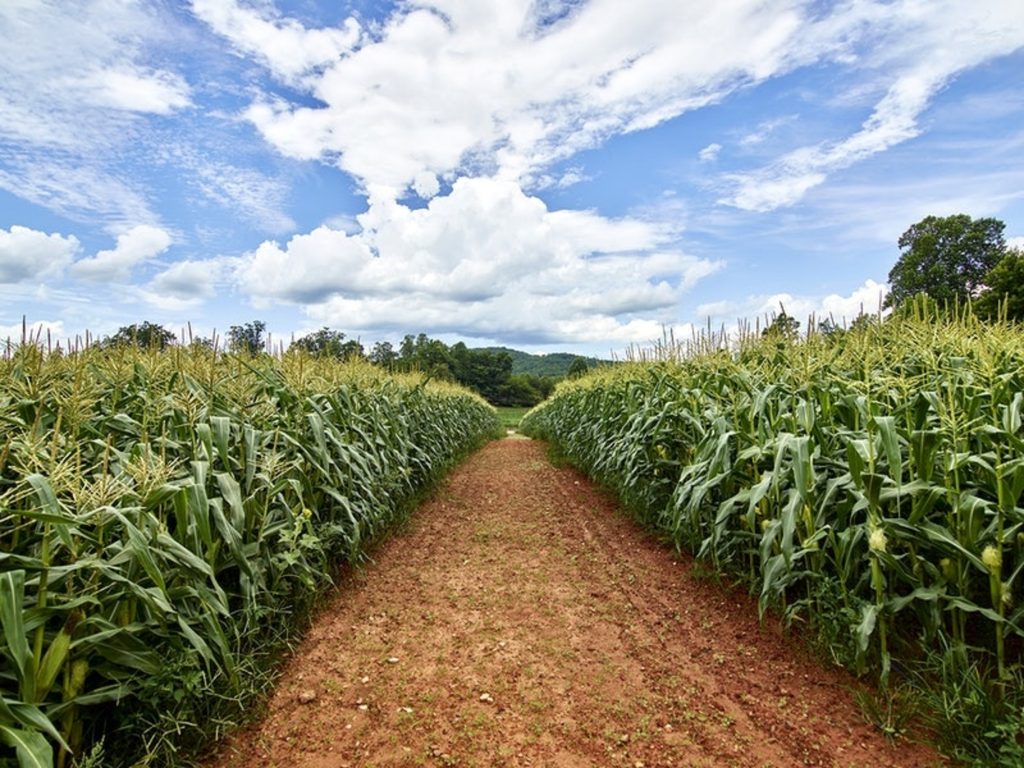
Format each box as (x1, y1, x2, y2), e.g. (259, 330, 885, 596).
(207, 437, 945, 768)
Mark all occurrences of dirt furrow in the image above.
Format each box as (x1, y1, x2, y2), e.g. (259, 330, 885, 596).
(208, 437, 943, 768)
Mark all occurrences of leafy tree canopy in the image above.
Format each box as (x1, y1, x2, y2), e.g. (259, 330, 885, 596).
(369, 340, 398, 368)
(104, 321, 177, 350)
(885, 214, 1006, 308)
(762, 312, 800, 340)
(292, 327, 364, 359)
(567, 357, 589, 378)
(976, 247, 1024, 322)
(227, 320, 266, 356)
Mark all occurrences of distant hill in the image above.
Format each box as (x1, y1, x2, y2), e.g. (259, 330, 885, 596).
(476, 346, 611, 378)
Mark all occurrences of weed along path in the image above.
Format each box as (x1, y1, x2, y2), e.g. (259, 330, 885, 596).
(209, 438, 942, 768)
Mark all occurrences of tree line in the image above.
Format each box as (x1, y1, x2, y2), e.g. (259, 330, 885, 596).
(98, 323, 588, 407)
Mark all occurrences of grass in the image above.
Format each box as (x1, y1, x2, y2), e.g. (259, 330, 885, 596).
(495, 406, 531, 430)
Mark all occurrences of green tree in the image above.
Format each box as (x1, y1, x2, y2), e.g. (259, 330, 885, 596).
(104, 322, 177, 350)
(762, 312, 799, 340)
(450, 343, 513, 402)
(369, 341, 398, 368)
(567, 357, 589, 378)
(397, 333, 454, 379)
(494, 374, 543, 406)
(227, 320, 266, 356)
(885, 214, 1007, 308)
(292, 327, 363, 359)
(976, 248, 1024, 322)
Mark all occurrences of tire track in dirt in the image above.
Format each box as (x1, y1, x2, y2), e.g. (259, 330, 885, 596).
(208, 437, 944, 768)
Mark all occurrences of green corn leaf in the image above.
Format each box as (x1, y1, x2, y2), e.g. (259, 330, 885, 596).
(0, 571, 34, 701)
(0, 701, 68, 753)
(210, 416, 231, 469)
(0, 725, 53, 768)
(856, 603, 879, 653)
(872, 416, 902, 483)
(35, 611, 80, 700)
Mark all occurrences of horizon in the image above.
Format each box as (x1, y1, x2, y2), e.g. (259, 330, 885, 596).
(1, 1, 1022, 358)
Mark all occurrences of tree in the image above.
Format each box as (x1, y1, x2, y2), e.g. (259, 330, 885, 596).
(762, 312, 799, 340)
(885, 214, 1007, 308)
(104, 322, 177, 350)
(450, 343, 513, 402)
(292, 327, 363, 359)
(369, 341, 398, 368)
(816, 317, 842, 338)
(397, 333, 454, 379)
(976, 248, 1024, 322)
(494, 375, 543, 407)
(567, 357, 589, 378)
(228, 320, 266, 356)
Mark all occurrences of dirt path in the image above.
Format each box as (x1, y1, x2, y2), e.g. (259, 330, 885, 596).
(209, 438, 943, 768)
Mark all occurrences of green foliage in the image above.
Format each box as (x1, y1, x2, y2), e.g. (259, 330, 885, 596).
(369, 340, 398, 369)
(226, 320, 266, 356)
(291, 327, 364, 359)
(392, 335, 552, 406)
(886, 214, 1007, 308)
(566, 357, 589, 378)
(102, 322, 177, 350)
(493, 374, 553, 407)
(477, 346, 608, 378)
(0, 345, 498, 767)
(450, 343, 512, 402)
(762, 311, 800, 340)
(397, 333, 453, 379)
(522, 309, 1024, 762)
(976, 248, 1024, 323)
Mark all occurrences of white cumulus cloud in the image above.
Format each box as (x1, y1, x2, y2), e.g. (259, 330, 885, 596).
(73, 225, 173, 282)
(149, 257, 232, 301)
(199, 0, 1024, 209)
(0, 226, 80, 283)
(233, 177, 721, 344)
(697, 279, 889, 327)
(201, 0, 865, 199)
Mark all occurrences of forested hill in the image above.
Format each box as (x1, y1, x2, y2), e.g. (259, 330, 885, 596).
(477, 347, 611, 377)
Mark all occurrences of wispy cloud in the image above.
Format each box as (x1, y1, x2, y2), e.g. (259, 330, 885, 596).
(0, 1, 190, 225)
(191, 0, 361, 84)
(698, 143, 722, 162)
(720, 2, 1024, 211)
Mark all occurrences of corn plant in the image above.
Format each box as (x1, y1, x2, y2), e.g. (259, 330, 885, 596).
(522, 307, 1024, 762)
(0, 343, 498, 767)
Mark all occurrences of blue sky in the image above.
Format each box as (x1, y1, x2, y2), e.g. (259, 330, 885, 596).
(1, 0, 1022, 355)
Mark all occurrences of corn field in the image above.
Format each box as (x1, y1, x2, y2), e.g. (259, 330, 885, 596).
(0, 343, 498, 767)
(522, 310, 1024, 763)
